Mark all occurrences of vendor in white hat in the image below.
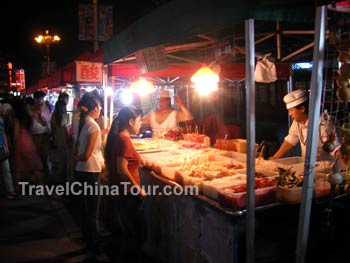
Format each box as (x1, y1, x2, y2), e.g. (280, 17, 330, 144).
(270, 89, 329, 160)
(142, 89, 193, 132)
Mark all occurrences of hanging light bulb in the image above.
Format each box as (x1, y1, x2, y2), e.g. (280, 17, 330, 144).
(191, 64, 219, 95)
(129, 77, 155, 96)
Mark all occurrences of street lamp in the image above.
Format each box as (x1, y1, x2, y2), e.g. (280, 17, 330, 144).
(34, 29, 60, 76)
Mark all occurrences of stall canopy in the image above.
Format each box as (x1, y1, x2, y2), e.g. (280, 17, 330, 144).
(26, 47, 105, 94)
(110, 62, 291, 80)
(104, 0, 315, 64)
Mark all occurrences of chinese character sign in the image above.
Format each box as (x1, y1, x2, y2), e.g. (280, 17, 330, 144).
(98, 5, 113, 41)
(78, 4, 94, 41)
(78, 4, 113, 41)
(136, 45, 168, 73)
(76, 61, 103, 83)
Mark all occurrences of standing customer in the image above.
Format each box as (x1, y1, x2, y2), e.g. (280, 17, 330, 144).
(50, 99, 70, 184)
(31, 91, 52, 182)
(13, 99, 43, 192)
(104, 106, 147, 262)
(72, 94, 105, 259)
(58, 92, 69, 105)
(0, 102, 18, 200)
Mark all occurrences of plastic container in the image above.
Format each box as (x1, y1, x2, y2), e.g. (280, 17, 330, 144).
(275, 185, 302, 204)
(276, 181, 332, 204)
(232, 139, 249, 153)
(270, 157, 304, 176)
(271, 157, 304, 166)
(218, 186, 276, 209)
(183, 133, 206, 143)
(214, 139, 258, 153)
(219, 150, 247, 163)
(201, 174, 247, 200)
(214, 139, 238, 151)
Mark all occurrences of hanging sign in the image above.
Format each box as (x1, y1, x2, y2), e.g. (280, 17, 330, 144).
(135, 45, 168, 73)
(76, 61, 103, 82)
(78, 4, 113, 41)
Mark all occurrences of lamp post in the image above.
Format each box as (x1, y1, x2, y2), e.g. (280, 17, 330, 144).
(34, 29, 60, 76)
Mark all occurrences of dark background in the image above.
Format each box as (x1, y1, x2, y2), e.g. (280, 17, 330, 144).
(0, 0, 167, 85)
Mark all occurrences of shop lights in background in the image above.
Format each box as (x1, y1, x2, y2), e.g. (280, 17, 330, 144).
(10, 91, 21, 97)
(104, 86, 114, 96)
(103, 86, 114, 127)
(292, 62, 313, 71)
(83, 86, 96, 92)
(116, 88, 134, 105)
(129, 77, 155, 96)
(191, 64, 219, 95)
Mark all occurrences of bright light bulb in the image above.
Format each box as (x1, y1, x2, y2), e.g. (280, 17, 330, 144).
(105, 86, 113, 96)
(191, 65, 219, 95)
(130, 77, 155, 96)
(120, 89, 133, 105)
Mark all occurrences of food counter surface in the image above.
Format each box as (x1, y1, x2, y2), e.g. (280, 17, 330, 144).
(134, 138, 346, 263)
(135, 138, 333, 209)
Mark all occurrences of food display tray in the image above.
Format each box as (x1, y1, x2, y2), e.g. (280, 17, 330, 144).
(217, 186, 276, 209)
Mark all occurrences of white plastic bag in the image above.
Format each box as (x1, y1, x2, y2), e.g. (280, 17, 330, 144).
(255, 57, 277, 83)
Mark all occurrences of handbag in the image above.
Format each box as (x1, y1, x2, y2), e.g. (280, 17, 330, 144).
(0, 146, 9, 162)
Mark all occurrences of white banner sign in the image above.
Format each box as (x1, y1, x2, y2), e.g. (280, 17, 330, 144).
(135, 45, 168, 73)
(76, 61, 103, 82)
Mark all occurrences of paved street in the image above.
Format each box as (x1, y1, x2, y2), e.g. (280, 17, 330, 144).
(0, 184, 349, 263)
(0, 188, 164, 263)
(0, 194, 87, 263)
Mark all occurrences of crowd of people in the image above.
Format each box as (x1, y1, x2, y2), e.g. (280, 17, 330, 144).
(0, 91, 67, 199)
(0, 89, 192, 262)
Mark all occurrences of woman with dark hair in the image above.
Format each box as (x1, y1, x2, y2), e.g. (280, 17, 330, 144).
(103, 106, 147, 262)
(13, 99, 43, 192)
(31, 91, 51, 181)
(105, 106, 145, 194)
(50, 99, 69, 184)
(0, 102, 18, 199)
(58, 92, 69, 105)
(72, 94, 105, 259)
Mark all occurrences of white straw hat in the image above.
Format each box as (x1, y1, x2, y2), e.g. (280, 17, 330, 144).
(283, 89, 309, 109)
(158, 90, 171, 99)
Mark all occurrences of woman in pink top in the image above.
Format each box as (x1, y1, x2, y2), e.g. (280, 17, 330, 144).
(13, 99, 43, 191)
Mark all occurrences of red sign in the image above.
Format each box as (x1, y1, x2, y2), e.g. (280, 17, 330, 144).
(76, 61, 103, 83)
(13, 69, 25, 90)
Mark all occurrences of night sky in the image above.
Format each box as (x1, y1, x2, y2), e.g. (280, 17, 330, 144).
(0, 0, 162, 85)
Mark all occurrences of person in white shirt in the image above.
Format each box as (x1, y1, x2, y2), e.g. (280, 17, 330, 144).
(31, 91, 51, 181)
(270, 89, 329, 160)
(72, 94, 105, 259)
(141, 89, 193, 135)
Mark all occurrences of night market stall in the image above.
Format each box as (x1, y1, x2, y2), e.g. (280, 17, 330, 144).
(103, 1, 350, 263)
